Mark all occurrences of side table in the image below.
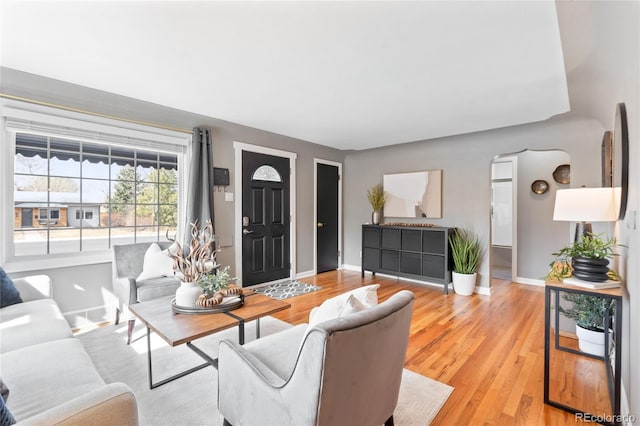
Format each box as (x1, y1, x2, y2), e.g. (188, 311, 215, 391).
(544, 281, 623, 425)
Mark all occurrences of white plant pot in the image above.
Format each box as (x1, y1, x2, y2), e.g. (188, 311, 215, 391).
(452, 272, 477, 296)
(175, 281, 203, 308)
(576, 324, 608, 357)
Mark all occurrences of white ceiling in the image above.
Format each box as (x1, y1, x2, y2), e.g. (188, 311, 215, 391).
(1, 1, 570, 151)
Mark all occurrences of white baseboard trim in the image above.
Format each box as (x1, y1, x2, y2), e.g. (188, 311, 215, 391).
(475, 286, 492, 296)
(296, 270, 315, 279)
(514, 276, 545, 287)
(341, 264, 361, 272)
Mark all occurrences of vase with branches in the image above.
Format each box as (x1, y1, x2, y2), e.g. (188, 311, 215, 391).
(367, 184, 386, 225)
(166, 219, 220, 307)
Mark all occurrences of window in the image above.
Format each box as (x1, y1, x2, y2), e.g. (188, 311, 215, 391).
(2, 103, 189, 270)
(14, 133, 179, 256)
(252, 165, 282, 182)
(75, 210, 94, 220)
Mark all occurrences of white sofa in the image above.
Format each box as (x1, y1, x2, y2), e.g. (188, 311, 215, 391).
(0, 274, 138, 425)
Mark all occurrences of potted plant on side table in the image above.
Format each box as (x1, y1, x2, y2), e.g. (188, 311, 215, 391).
(546, 232, 621, 357)
(557, 293, 614, 357)
(448, 228, 482, 296)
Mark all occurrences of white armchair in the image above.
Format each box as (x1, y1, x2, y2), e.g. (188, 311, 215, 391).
(218, 290, 415, 426)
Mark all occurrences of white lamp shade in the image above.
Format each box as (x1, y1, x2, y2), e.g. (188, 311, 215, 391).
(553, 187, 620, 222)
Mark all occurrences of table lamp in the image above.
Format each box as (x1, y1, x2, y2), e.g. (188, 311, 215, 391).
(553, 187, 620, 241)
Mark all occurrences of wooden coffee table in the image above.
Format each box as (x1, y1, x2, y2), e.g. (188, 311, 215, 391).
(129, 293, 290, 389)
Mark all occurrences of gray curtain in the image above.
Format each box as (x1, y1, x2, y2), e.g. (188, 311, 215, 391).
(184, 127, 215, 246)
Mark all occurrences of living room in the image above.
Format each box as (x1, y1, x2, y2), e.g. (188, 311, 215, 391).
(1, 1, 639, 425)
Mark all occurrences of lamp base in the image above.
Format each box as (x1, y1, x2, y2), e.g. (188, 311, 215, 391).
(574, 221, 592, 242)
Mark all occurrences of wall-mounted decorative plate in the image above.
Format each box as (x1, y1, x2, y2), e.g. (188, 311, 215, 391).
(552, 164, 570, 184)
(531, 180, 549, 194)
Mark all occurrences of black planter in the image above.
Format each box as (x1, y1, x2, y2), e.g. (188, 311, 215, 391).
(572, 257, 609, 282)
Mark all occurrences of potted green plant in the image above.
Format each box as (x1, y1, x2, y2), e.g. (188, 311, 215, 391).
(558, 293, 614, 356)
(448, 228, 482, 295)
(199, 266, 236, 296)
(546, 233, 619, 282)
(366, 184, 386, 225)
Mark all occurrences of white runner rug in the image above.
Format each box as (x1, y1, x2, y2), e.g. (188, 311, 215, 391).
(78, 317, 453, 425)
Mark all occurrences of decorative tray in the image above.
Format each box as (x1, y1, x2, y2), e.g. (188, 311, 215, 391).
(171, 294, 244, 315)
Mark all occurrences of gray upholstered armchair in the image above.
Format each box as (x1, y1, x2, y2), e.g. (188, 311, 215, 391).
(218, 290, 415, 426)
(112, 241, 180, 344)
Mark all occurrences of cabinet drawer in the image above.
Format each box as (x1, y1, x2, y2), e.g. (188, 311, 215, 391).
(363, 227, 380, 248)
(402, 229, 422, 251)
(363, 248, 380, 270)
(423, 230, 446, 254)
(422, 254, 445, 279)
(400, 252, 421, 275)
(381, 250, 400, 271)
(381, 228, 401, 250)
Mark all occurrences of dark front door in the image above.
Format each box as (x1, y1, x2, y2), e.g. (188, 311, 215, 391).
(242, 151, 290, 286)
(316, 163, 339, 273)
(21, 208, 33, 227)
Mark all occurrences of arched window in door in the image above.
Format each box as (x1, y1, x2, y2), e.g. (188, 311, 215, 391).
(252, 165, 282, 182)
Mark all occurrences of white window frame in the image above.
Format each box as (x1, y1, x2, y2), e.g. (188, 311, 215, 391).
(1, 100, 191, 273)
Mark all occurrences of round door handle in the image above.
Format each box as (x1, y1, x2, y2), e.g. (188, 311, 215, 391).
(317, 222, 325, 228)
(242, 229, 254, 235)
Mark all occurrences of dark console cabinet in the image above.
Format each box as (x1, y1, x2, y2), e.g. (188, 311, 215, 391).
(361, 225, 453, 294)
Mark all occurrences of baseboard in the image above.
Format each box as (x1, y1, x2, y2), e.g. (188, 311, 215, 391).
(341, 264, 361, 272)
(514, 276, 545, 287)
(475, 286, 492, 296)
(296, 270, 315, 279)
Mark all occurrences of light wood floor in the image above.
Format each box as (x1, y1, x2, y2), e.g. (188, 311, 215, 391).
(271, 269, 610, 425)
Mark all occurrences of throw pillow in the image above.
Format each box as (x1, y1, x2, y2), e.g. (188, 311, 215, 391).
(337, 294, 368, 317)
(0, 393, 15, 425)
(137, 243, 175, 281)
(0, 268, 22, 308)
(307, 284, 380, 325)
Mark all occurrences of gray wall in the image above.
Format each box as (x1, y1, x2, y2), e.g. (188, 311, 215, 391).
(343, 114, 603, 288)
(515, 149, 570, 279)
(2, 67, 345, 325)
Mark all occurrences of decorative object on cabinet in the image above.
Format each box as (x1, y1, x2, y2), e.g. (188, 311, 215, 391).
(552, 164, 570, 184)
(448, 228, 482, 296)
(544, 282, 622, 422)
(601, 131, 613, 187)
(553, 187, 619, 242)
(612, 102, 629, 220)
(361, 224, 453, 294)
(366, 184, 386, 225)
(531, 179, 549, 194)
(383, 170, 442, 218)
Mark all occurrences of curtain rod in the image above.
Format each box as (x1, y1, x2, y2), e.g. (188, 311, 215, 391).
(0, 92, 193, 135)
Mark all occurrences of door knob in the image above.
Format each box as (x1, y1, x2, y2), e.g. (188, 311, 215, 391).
(243, 229, 254, 235)
(317, 222, 325, 228)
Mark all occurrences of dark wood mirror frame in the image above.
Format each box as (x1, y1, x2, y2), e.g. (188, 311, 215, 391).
(613, 102, 629, 220)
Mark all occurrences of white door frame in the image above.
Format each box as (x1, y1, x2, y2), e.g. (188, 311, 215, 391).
(234, 141, 297, 286)
(313, 158, 343, 273)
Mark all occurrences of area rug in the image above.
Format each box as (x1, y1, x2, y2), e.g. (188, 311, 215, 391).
(78, 318, 453, 425)
(252, 280, 321, 299)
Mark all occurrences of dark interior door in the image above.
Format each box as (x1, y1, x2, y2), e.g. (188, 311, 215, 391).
(316, 163, 339, 273)
(242, 151, 290, 286)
